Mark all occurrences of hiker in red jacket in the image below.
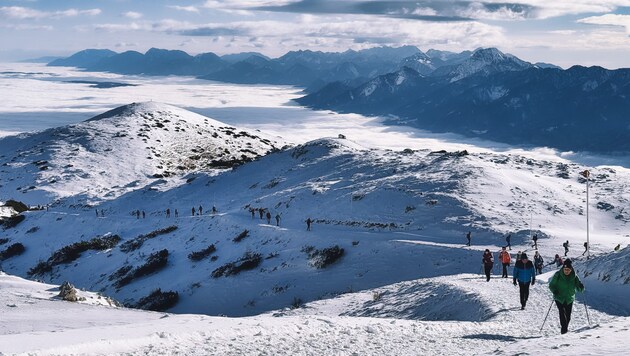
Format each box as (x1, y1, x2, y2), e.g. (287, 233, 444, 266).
(499, 246, 511, 278)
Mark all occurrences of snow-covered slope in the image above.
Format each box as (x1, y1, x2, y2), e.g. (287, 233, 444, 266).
(1, 114, 628, 318)
(2, 254, 629, 355)
(0, 102, 285, 206)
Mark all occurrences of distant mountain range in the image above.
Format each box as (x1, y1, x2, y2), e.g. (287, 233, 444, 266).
(297, 49, 630, 153)
(47, 47, 630, 153)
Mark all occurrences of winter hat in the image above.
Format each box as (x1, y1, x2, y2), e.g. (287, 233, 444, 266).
(563, 259, 573, 269)
(520, 253, 528, 259)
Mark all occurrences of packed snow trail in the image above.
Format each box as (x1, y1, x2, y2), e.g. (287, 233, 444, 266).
(1, 271, 621, 355)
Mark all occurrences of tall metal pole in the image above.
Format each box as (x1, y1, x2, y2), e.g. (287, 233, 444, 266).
(586, 171, 590, 259)
(581, 170, 590, 259)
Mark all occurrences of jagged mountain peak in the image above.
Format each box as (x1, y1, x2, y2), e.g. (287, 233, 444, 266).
(471, 47, 506, 61)
(449, 47, 532, 82)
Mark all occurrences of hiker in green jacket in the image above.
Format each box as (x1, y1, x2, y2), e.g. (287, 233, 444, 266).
(548, 259, 585, 334)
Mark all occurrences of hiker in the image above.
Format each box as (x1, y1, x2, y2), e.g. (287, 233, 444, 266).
(549, 259, 585, 334)
(192, 207, 196, 216)
(199, 205, 203, 215)
(266, 211, 271, 224)
(506, 234, 511, 250)
(142, 211, 145, 219)
(513, 252, 536, 310)
(275, 214, 281, 226)
(534, 251, 544, 274)
(250, 207, 255, 219)
(532, 234, 538, 250)
(212, 206, 217, 214)
(582, 242, 588, 256)
(466, 231, 471, 246)
(259, 208, 264, 219)
(482, 249, 494, 282)
(516, 251, 522, 261)
(136, 209, 140, 219)
(166, 208, 170, 218)
(549, 254, 563, 268)
(563, 240, 569, 256)
(614, 244, 621, 251)
(174, 209, 178, 218)
(96, 209, 99, 217)
(306, 218, 312, 231)
(499, 246, 511, 278)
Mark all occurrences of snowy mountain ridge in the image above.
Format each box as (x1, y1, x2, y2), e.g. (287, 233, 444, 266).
(0, 103, 628, 320)
(0, 102, 629, 354)
(0, 102, 285, 205)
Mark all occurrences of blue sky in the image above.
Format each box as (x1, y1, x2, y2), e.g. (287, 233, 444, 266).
(1, 0, 630, 68)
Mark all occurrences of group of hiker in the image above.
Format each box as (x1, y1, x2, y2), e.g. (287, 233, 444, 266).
(248, 207, 282, 226)
(111, 205, 221, 219)
(480, 234, 586, 335)
(246, 206, 314, 231)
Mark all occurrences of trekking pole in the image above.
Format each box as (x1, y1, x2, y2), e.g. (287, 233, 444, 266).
(583, 290, 591, 326)
(540, 298, 555, 333)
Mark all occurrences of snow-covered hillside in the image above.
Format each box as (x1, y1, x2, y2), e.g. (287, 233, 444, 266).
(0, 102, 285, 205)
(1, 99, 629, 355)
(2, 254, 630, 355)
(1, 104, 628, 321)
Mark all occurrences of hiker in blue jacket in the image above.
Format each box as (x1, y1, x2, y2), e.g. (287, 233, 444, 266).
(513, 252, 536, 310)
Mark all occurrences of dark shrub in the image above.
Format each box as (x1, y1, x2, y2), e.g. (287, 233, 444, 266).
(28, 260, 52, 276)
(108, 265, 133, 281)
(2, 215, 25, 229)
(291, 297, 303, 309)
(4, 200, 28, 213)
(211, 251, 262, 278)
(211, 262, 234, 278)
(134, 288, 179, 311)
(26, 226, 39, 233)
(27, 235, 121, 276)
(115, 249, 169, 288)
(0, 238, 9, 245)
(49, 235, 121, 265)
(232, 229, 249, 243)
(305, 245, 345, 269)
(0, 242, 25, 260)
(120, 226, 178, 252)
(188, 244, 216, 261)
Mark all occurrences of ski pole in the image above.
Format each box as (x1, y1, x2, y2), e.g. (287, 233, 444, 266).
(583, 290, 591, 326)
(540, 298, 555, 332)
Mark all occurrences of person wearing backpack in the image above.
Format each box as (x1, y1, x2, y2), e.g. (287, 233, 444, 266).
(513, 253, 536, 310)
(499, 246, 511, 278)
(534, 251, 544, 274)
(549, 259, 585, 334)
(482, 249, 494, 282)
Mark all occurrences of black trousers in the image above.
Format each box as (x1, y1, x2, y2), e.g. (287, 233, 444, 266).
(484, 264, 493, 281)
(556, 301, 573, 334)
(502, 263, 509, 278)
(518, 282, 531, 307)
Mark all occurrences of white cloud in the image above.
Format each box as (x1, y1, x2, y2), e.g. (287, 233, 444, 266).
(167, 6, 200, 13)
(0, 6, 101, 20)
(578, 14, 630, 34)
(1, 23, 53, 30)
(490, 0, 630, 19)
(548, 30, 577, 36)
(123, 11, 143, 19)
(0, 6, 44, 19)
(202, 0, 294, 8)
